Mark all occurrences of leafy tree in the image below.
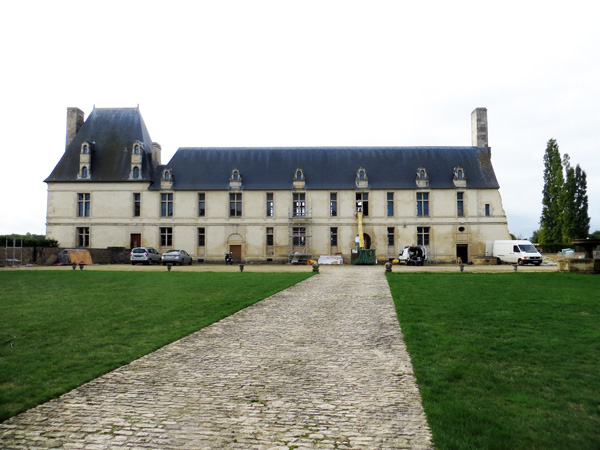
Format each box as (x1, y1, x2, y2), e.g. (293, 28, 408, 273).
(590, 230, 600, 239)
(561, 155, 577, 242)
(539, 139, 564, 243)
(572, 164, 590, 238)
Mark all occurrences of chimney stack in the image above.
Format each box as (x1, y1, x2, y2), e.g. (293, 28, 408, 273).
(471, 108, 488, 147)
(152, 142, 162, 170)
(66, 107, 85, 150)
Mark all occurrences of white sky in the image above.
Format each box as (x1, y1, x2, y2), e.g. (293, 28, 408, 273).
(1, 0, 599, 239)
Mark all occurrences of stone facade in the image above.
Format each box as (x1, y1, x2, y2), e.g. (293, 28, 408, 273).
(45, 107, 511, 264)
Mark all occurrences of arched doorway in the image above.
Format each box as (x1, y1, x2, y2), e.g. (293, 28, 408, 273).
(363, 233, 372, 249)
(227, 233, 243, 263)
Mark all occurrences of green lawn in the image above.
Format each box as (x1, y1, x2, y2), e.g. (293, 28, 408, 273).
(387, 272, 600, 450)
(0, 270, 312, 422)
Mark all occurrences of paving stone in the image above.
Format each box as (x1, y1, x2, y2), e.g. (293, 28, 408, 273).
(0, 266, 433, 449)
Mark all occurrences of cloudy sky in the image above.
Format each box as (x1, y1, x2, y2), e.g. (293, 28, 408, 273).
(1, 0, 598, 239)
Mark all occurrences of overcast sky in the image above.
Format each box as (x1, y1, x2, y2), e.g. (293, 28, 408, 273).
(1, 0, 598, 240)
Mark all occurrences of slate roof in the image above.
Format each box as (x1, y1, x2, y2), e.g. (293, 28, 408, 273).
(150, 146, 499, 190)
(45, 107, 154, 182)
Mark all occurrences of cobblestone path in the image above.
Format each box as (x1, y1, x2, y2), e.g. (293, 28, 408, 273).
(1, 266, 433, 449)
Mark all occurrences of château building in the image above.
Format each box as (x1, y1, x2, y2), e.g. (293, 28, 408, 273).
(45, 106, 510, 263)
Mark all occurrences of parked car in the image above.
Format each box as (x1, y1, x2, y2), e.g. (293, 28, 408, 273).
(161, 249, 193, 265)
(130, 247, 161, 265)
(397, 245, 428, 266)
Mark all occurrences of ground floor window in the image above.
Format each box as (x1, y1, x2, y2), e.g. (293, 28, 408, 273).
(160, 227, 173, 247)
(292, 227, 306, 247)
(77, 227, 89, 247)
(417, 226, 430, 246)
(198, 227, 205, 247)
(330, 227, 338, 247)
(387, 227, 395, 246)
(266, 227, 274, 246)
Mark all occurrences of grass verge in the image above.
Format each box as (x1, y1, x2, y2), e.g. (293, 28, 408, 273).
(387, 272, 600, 450)
(0, 270, 312, 422)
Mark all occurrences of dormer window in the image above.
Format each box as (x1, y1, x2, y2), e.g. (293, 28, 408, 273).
(132, 166, 140, 179)
(453, 166, 467, 187)
(416, 166, 429, 188)
(79, 142, 92, 179)
(293, 168, 305, 189)
(82, 143, 89, 154)
(81, 166, 88, 179)
(355, 167, 368, 188)
(161, 168, 174, 189)
(229, 169, 242, 190)
(134, 143, 141, 154)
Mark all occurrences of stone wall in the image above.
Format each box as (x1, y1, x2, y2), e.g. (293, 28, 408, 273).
(1, 247, 130, 267)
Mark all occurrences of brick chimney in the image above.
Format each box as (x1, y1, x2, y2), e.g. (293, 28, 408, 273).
(66, 107, 84, 150)
(471, 107, 488, 147)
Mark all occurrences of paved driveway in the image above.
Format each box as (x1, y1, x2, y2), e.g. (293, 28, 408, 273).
(1, 266, 433, 449)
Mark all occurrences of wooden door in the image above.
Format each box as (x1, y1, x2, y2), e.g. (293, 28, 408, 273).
(230, 245, 242, 263)
(130, 234, 141, 249)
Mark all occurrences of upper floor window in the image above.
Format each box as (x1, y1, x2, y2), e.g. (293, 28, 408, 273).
(133, 193, 141, 217)
(356, 192, 369, 216)
(266, 193, 274, 217)
(77, 193, 90, 217)
(232, 170, 239, 181)
(330, 193, 337, 217)
(416, 192, 429, 217)
(164, 171, 171, 181)
(161, 193, 173, 217)
(485, 203, 491, 216)
(230, 193, 242, 217)
(81, 142, 90, 154)
(387, 192, 394, 216)
(355, 167, 368, 188)
(133, 143, 141, 154)
(198, 193, 206, 217)
(457, 192, 464, 217)
(416, 166, 429, 188)
(132, 166, 140, 179)
(296, 170, 303, 181)
(293, 193, 306, 217)
(453, 166, 467, 187)
(81, 166, 88, 179)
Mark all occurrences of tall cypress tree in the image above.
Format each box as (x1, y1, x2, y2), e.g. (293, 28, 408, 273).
(540, 139, 565, 243)
(573, 164, 590, 238)
(561, 154, 577, 242)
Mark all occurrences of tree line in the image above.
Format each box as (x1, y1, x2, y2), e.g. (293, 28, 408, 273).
(535, 138, 591, 244)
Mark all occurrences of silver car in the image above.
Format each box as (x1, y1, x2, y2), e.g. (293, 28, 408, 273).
(161, 250, 193, 265)
(130, 247, 161, 265)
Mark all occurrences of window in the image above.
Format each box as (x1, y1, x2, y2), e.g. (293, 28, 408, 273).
(198, 227, 205, 247)
(296, 170, 303, 181)
(293, 193, 306, 217)
(77, 227, 90, 247)
(164, 171, 170, 181)
(457, 169, 464, 180)
(230, 193, 242, 217)
(359, 170, 365, 181)
(132, 166, 140, 179)
(81, 166, 88, 179)
(266, 227, 274, 246)
(356, 192, 369, 216)
(266, 193, 274, 217)
(485, 204, 490, 216)
(232, 170, 239, 181)
(160, 227, 173, 247)
(133, 193, 141, 217)
(387, 192, 394, 216)
(457, 192, 464, 217)
(419, 169, 426, 180)
(161, 193, 173, 217)
(387, 227, 395, 246)
(416, 192, 429, 216)
(134, 144, 140, 154)
(330, 227, 338, 247)
(292, 227, 306, 247)
(330, 193, 337, 217)
(417, 227, 430, 246)
(77, 193, 90, 217)
(198, 193, 206, 217)
(82, 143, 89, 154)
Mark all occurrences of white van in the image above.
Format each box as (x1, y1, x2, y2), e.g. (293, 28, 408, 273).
(488, 240, 542, 266)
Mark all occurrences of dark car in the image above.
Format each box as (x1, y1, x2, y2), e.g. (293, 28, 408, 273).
(130, 247, 161, 265)
(161, 250, 193, 265)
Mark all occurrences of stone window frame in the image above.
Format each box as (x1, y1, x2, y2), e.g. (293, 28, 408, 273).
(77, 227, 90, 247)
(229, 192, 242, 217)
(355, 167, 368, 188)
(198, 193, 206, 217)
(160, 227, 173, 247)
(416, 166, 429, 188)
(77, 193, 91, 217)
(417, 226, 430, 246)
(133, 193, 141, 217)
(161, 193, 174, 217)
(416, 191, 429, 217)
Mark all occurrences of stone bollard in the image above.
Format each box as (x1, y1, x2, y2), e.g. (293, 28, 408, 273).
(79, 263, 84, 270)
(239, 264, 244, 272)
(385, 262, 392, 273)
(167, 263, 172, 271)
(513, 264, 518, 272)
(459, 264, 464, 272)
(312, 262, 319, 273)
(72, 263, 77, 270)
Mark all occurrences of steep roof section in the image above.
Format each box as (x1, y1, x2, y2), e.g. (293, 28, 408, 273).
(45, 107, 155, 182)
(152, 146, 499, 190)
